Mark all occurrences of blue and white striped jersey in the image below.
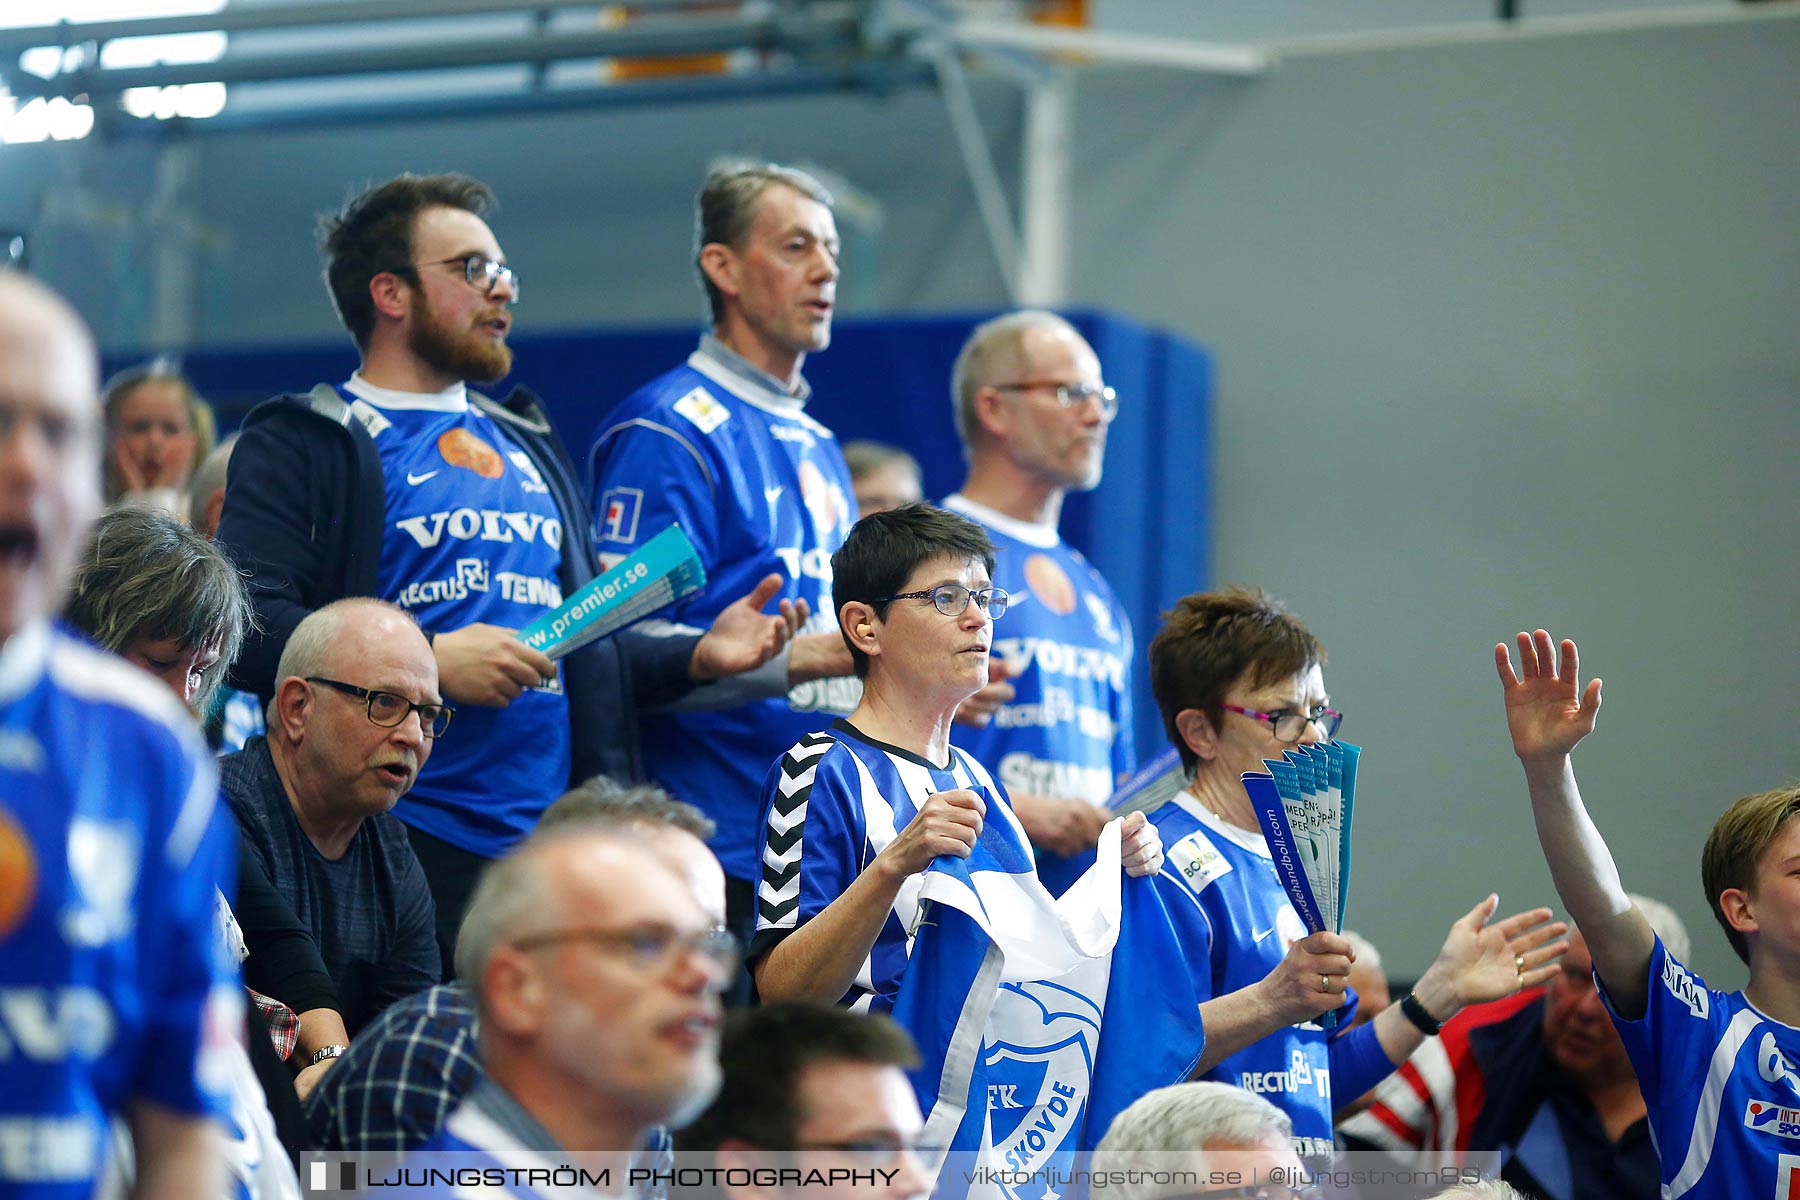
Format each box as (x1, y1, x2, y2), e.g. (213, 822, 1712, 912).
(0, 622, 237, 1198)
(345, 377, 571, 856)
(1147, 789, 1352, 1162)
(941, 494, 1135, 896)
(752, 719, 1023, 1011)
(1604, 935, 1800, 1200)
(587, 342, 860, 881)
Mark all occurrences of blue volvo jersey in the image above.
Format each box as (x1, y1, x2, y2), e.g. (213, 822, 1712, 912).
(1147, 789, 1353, 1162)
(587, 345, 860, 880)
(752, 718, 1021, 1012)
(942, 494, 1135, 896)
(346, 379, 571, 856)
(0, 623, 236, 1197)
(1603, 934, 1800, 1199)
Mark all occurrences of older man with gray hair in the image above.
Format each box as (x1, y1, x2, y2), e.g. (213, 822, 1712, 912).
(585, 160, 867, 973)
(1095, 1081, 1306, 1200)
(942, 309, 1135, 894)
(1339, 895, 1689, 1200)
(416, 824, 730, 1183)
(224, 597, 445, 1037)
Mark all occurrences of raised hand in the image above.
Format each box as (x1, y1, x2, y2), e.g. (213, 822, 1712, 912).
(1494, 629, 1602, 764)
(690, 572, 808, 681)
(1417, 894, 1569, 1013)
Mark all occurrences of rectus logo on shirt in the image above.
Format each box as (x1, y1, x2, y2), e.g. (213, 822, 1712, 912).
(1748, 1101, 1800, 1139)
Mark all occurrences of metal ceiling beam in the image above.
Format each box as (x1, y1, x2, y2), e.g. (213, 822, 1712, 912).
(7, 7, 874, 99)
(942, 19, 1269, 77)
(98, 58, 937, 139)
(0, 0, 739, 56)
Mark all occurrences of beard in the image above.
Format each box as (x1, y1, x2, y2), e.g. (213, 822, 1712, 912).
(409, 296, 512, 384)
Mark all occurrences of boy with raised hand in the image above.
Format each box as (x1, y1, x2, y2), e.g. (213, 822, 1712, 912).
(1496, 628, 1800, 1200)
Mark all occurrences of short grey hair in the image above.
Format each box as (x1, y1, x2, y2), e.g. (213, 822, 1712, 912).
(1094, 1082, 1292, 1199)
(66, 506, 254, 712)
(949, 309, 1083, 454)
(1425, 1182, 1527, 1200)
(694, 160, 832, 323)
(273, 597, 416, 685)
(841, 440, 922, 488)
(539, 775, 715, 840)
(187, 432, 238, 531)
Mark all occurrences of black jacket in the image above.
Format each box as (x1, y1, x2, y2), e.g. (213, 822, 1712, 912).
(216, 382, 700, 786)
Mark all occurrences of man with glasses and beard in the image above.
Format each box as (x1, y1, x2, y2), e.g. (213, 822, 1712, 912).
(218, 174, 808, 975)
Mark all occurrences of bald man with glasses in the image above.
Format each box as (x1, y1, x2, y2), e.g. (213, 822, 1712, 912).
(223, 598, 447, 1038)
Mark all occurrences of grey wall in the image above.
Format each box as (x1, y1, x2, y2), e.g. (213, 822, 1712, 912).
(4, 10, 1793, 984)
(1068, 18, 1799, 984)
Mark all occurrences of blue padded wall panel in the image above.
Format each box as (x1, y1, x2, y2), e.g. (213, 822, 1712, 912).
(114, 309, 1208, 761)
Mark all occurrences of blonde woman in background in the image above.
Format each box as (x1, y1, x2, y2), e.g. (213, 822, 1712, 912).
(102, 359, 217, 515)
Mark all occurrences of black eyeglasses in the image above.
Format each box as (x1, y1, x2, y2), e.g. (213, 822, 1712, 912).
(396, 254, 519, 305)
(1221, 704, 1342, 743)
(990, 379, 1118, 421)
(511, 922, 739, 984)
(875, 583, 1009, 620)
(305, 677, 454, 739)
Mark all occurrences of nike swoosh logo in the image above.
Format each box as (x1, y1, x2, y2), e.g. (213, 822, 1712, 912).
(407, 470, 439, 485)
(1253, 926, 1277, 942)
(764, 486, 783, 504)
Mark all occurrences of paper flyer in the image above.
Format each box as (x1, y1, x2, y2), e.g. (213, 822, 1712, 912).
(516, 524, 706, 660)
(1243, 740, 1361, 1030)
(1243, 770, 1328, 934)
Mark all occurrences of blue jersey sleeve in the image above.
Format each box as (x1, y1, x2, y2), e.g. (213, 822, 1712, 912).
(1111, 631, 1137, 784)
(1325, 1006, 1395, 1106)
(1599, 934, 1718, 1105)
(590, 419, 722, 570)
(751, 738, 862, 958)
(135, 766, 238, 1118)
